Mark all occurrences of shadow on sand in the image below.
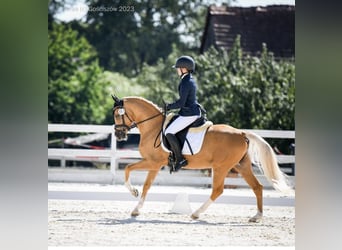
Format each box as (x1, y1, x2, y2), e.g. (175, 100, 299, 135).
(97, 215, 267, 228)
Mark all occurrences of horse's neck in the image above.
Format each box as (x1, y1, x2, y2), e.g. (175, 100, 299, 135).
(129, 99, 163, 139)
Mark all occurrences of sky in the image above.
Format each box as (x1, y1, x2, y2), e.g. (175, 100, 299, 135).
(55, 0, 295, 22)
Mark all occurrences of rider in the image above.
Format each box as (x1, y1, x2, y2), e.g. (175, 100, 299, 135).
(165, 55, 202, 172)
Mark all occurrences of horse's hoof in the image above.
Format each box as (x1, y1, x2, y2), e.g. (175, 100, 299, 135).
(249, 212, 263, 223)
(248, 216, 262, 223)
(191, 214, 199, 220)
(131, 210, 140, 217)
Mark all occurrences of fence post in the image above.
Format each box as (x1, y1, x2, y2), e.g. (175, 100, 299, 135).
(110, 125, 117, 184)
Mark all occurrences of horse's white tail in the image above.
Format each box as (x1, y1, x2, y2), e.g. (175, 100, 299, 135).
(245, 131, 294, 195)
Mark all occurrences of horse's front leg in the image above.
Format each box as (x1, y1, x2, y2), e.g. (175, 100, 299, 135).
(124, 159, 148, 197)
(131, 170, 159, 216)
(124, 159, 160, 216)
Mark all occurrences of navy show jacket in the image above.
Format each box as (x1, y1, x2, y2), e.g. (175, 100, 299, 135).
(167, 73, 201, 116)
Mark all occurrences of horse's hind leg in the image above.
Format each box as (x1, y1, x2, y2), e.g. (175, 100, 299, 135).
(235, 154, 263, 222)
(191, 166, 228, 220)
(131, 170, 159, 217)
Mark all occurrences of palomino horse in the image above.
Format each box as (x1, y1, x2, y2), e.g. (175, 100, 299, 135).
(112, 95, 293, 222)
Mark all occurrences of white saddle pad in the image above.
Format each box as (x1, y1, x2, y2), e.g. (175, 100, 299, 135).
(161, 114, 213, 155)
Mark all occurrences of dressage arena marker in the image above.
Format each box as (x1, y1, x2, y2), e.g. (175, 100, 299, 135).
(170, 192, 192, 214)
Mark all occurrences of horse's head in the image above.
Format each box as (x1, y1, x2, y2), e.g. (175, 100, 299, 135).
(112, 95, 163, 141)
(112, 94, 133, 141)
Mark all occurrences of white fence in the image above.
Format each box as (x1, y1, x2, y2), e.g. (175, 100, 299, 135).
(48, 124, 295, 185)
(48, 124, 141, 176)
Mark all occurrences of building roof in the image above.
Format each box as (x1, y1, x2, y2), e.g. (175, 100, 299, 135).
(200, 5, 295, 58)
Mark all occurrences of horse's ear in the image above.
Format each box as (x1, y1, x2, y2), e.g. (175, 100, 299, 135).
(111, 94, 120, 103)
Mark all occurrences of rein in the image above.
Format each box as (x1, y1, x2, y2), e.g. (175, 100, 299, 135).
(153, 106, 167, 148)
(134, 112, 163, 128)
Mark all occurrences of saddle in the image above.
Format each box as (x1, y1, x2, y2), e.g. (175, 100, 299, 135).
(162, 113, 212, 155)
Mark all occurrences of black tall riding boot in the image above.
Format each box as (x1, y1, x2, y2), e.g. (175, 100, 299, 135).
(166, 133, 188, 172)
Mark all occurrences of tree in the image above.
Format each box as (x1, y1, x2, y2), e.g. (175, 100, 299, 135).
(48, 0, 69, 30)
(195, 37, 295, 132)
(136, 36, 295, 132)
(48, 0, 294, 134)
(79, 0, 181, 76)
(77, 0, 229, 76)
(49, 0, 235, 77)
(48, 23, 112, 124)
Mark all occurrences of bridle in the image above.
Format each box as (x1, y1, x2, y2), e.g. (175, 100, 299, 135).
(112, 104, 162, 130)
(112, 95, 163, 139)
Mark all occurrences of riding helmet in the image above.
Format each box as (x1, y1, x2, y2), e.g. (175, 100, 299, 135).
(172, 56, 195, 72)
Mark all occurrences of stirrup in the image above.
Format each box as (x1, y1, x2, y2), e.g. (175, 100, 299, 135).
(168, 158, 187, 174)
(174, 159, 188, 172)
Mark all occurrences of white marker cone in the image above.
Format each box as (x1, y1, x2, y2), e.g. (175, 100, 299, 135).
(170, 192, 192, 214)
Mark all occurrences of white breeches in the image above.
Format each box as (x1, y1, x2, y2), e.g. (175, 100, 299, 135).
(165, 115, 200, 134)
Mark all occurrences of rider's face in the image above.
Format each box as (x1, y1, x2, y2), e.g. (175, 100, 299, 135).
(177, 67, 187, 76)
